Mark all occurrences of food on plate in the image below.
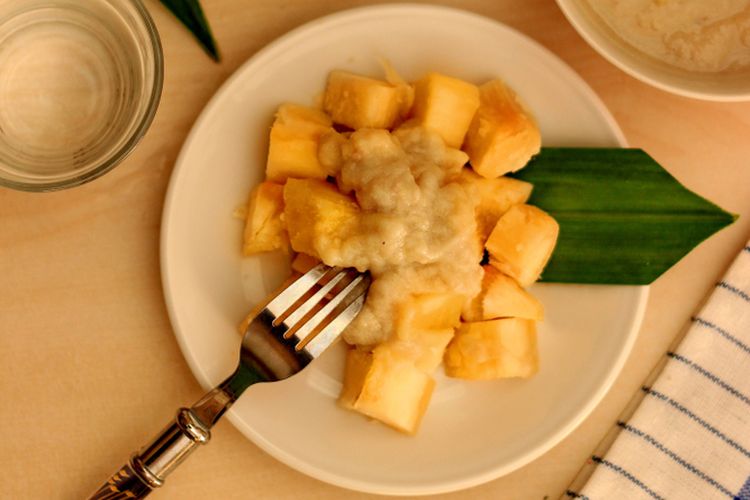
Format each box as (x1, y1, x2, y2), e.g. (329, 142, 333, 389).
(242, 181, 288, 255)
(340, 345, 435, 434)
(462, 265, 544, 322)
(240, 65, 558, 434)
(266, 104, 333, 182)
(320, 125, 481, 346)
(445, 318, 539, 380)
(323, 70, 406, 129)
(396, 292, 464, 331)
(392, 327, 456, 374)
(380, 59, 415, 119)
(459, 168, 533, 241)
(485, 204, 559, 287)
(290, 252, 320, 274)
(282, 178, 360, 259)
(338, 348, 374, 410)
(390, 292, 464, 372)
(586, 0, 750, 73)
(411, 72, 480, 148)
(463, 79, 541, 178)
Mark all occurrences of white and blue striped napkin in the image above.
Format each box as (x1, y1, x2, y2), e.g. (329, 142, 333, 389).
(568, 243, 750, 500)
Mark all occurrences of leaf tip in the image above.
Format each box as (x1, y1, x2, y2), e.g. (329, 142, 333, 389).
(207, 45, 221, 62)
(160, 0, 221, 63)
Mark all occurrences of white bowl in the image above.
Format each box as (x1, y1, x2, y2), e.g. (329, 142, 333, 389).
(556, 0, 750, 101)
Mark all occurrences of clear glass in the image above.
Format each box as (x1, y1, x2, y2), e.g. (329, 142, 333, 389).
(0, 0, 163, 191)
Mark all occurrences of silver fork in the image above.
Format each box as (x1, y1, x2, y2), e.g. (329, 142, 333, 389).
(89, 264, 370, 499)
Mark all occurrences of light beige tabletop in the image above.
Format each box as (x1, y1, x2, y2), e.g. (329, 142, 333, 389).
(2, 1, 749, 498)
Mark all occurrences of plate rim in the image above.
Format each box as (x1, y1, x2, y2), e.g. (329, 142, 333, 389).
(160, 3, 650, 495)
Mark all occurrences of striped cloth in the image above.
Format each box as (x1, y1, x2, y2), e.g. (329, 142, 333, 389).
(569, 244, 750, 500)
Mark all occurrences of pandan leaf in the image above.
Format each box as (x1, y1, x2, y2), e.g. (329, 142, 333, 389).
(512, 148, 737, 285)
(160, 0, 220, 61)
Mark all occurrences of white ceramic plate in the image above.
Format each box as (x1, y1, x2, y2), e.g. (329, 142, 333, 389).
(161, 4, 648, 496)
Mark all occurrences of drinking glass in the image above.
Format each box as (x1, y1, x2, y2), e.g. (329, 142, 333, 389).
(0, 0, 163, 191)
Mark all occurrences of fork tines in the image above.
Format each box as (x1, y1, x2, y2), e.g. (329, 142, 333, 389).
(263, 264, 370, 356)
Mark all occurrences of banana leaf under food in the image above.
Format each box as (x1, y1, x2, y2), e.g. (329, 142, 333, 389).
(509, 148, 737, 285)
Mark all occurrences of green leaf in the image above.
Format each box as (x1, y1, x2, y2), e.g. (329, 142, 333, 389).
(160, 0, 220, 61)
(511, 148, 737, 285)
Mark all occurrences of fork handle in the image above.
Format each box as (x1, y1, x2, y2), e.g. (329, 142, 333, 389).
(88, 462, 152, 499)
(88, 408, 210, 499)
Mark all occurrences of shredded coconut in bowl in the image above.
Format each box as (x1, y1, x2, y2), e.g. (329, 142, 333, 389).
(588, 0, 750, 72)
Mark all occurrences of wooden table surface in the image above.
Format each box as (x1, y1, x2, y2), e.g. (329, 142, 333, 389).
(2, 1, 749, 498)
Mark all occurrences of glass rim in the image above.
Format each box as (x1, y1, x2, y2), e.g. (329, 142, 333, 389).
(0, 0, 165, 193)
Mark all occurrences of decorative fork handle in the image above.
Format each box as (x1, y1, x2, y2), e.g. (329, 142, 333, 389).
(89, 264, 364, 498)
(89, 407, 211, 499)
(89, 365, 262, 499)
